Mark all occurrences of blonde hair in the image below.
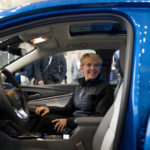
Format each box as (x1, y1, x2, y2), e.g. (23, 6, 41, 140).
(80, 53, 102, 66)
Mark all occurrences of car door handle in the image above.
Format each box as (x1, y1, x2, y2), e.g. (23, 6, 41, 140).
(28, 93, 41, 98)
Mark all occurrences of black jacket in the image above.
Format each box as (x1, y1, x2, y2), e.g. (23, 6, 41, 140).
(49, 75, 114, 126)
(34, 53, 67, 83)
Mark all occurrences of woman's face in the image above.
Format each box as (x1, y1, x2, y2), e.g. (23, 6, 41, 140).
(80, 57, 100, 80)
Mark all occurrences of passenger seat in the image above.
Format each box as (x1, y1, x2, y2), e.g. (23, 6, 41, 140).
(93, 82, 123, 150)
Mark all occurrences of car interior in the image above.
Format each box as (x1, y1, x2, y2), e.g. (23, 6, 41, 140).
(0, 13, 133, 150)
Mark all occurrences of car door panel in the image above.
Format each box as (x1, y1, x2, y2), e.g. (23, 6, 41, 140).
(20, 84, 77, 102)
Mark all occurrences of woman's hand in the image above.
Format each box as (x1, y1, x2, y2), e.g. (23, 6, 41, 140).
(52, 119, 67, 133)
(35, 106, 50, 117)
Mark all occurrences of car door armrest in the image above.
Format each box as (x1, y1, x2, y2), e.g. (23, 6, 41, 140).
(74, 117, 103, 126)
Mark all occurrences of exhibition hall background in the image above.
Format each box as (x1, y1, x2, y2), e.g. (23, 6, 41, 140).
(0, 0, 42, 12)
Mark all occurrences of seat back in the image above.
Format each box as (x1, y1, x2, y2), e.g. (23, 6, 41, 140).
(93, 83, 123, 150)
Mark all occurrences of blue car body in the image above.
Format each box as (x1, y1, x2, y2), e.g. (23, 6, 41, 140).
(0, 0, 150, 150)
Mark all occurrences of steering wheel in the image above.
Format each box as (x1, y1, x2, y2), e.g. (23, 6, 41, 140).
(0, 69, 29, 126)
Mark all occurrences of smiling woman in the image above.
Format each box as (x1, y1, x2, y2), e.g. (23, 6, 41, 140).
(80, 53, 102, 81)
(30, 53, 114, 135)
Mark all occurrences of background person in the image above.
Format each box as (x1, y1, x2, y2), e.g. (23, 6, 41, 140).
(34, 53, 67, 85)
(70, 51, 84, 84)
(110, 50, 120, 82)
(33, 53, 114, 134)
(23, 63, 34, 81)
(15, 63, 35, 85)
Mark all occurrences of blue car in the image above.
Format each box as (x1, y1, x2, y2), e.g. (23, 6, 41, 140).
(0, 0, 150, 150)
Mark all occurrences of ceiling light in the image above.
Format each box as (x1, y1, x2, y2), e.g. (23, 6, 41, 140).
(30, 37, 48, 44)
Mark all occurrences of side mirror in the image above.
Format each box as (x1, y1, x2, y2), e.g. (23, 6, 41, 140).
(15, 73, 30, 85)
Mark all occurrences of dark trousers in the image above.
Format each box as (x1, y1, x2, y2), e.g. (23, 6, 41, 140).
(32, 114, 76, 135)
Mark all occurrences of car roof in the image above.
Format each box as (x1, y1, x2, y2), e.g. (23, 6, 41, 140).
(0, 0, 150, 21)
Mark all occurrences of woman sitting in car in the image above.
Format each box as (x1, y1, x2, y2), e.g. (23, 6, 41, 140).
(33, 53, 114, 134)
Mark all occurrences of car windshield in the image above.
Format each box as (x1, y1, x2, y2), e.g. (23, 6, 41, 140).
(0, 37, 35, 68)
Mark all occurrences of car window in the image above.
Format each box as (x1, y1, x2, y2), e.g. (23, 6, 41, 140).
(17, 50, 97, 86)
